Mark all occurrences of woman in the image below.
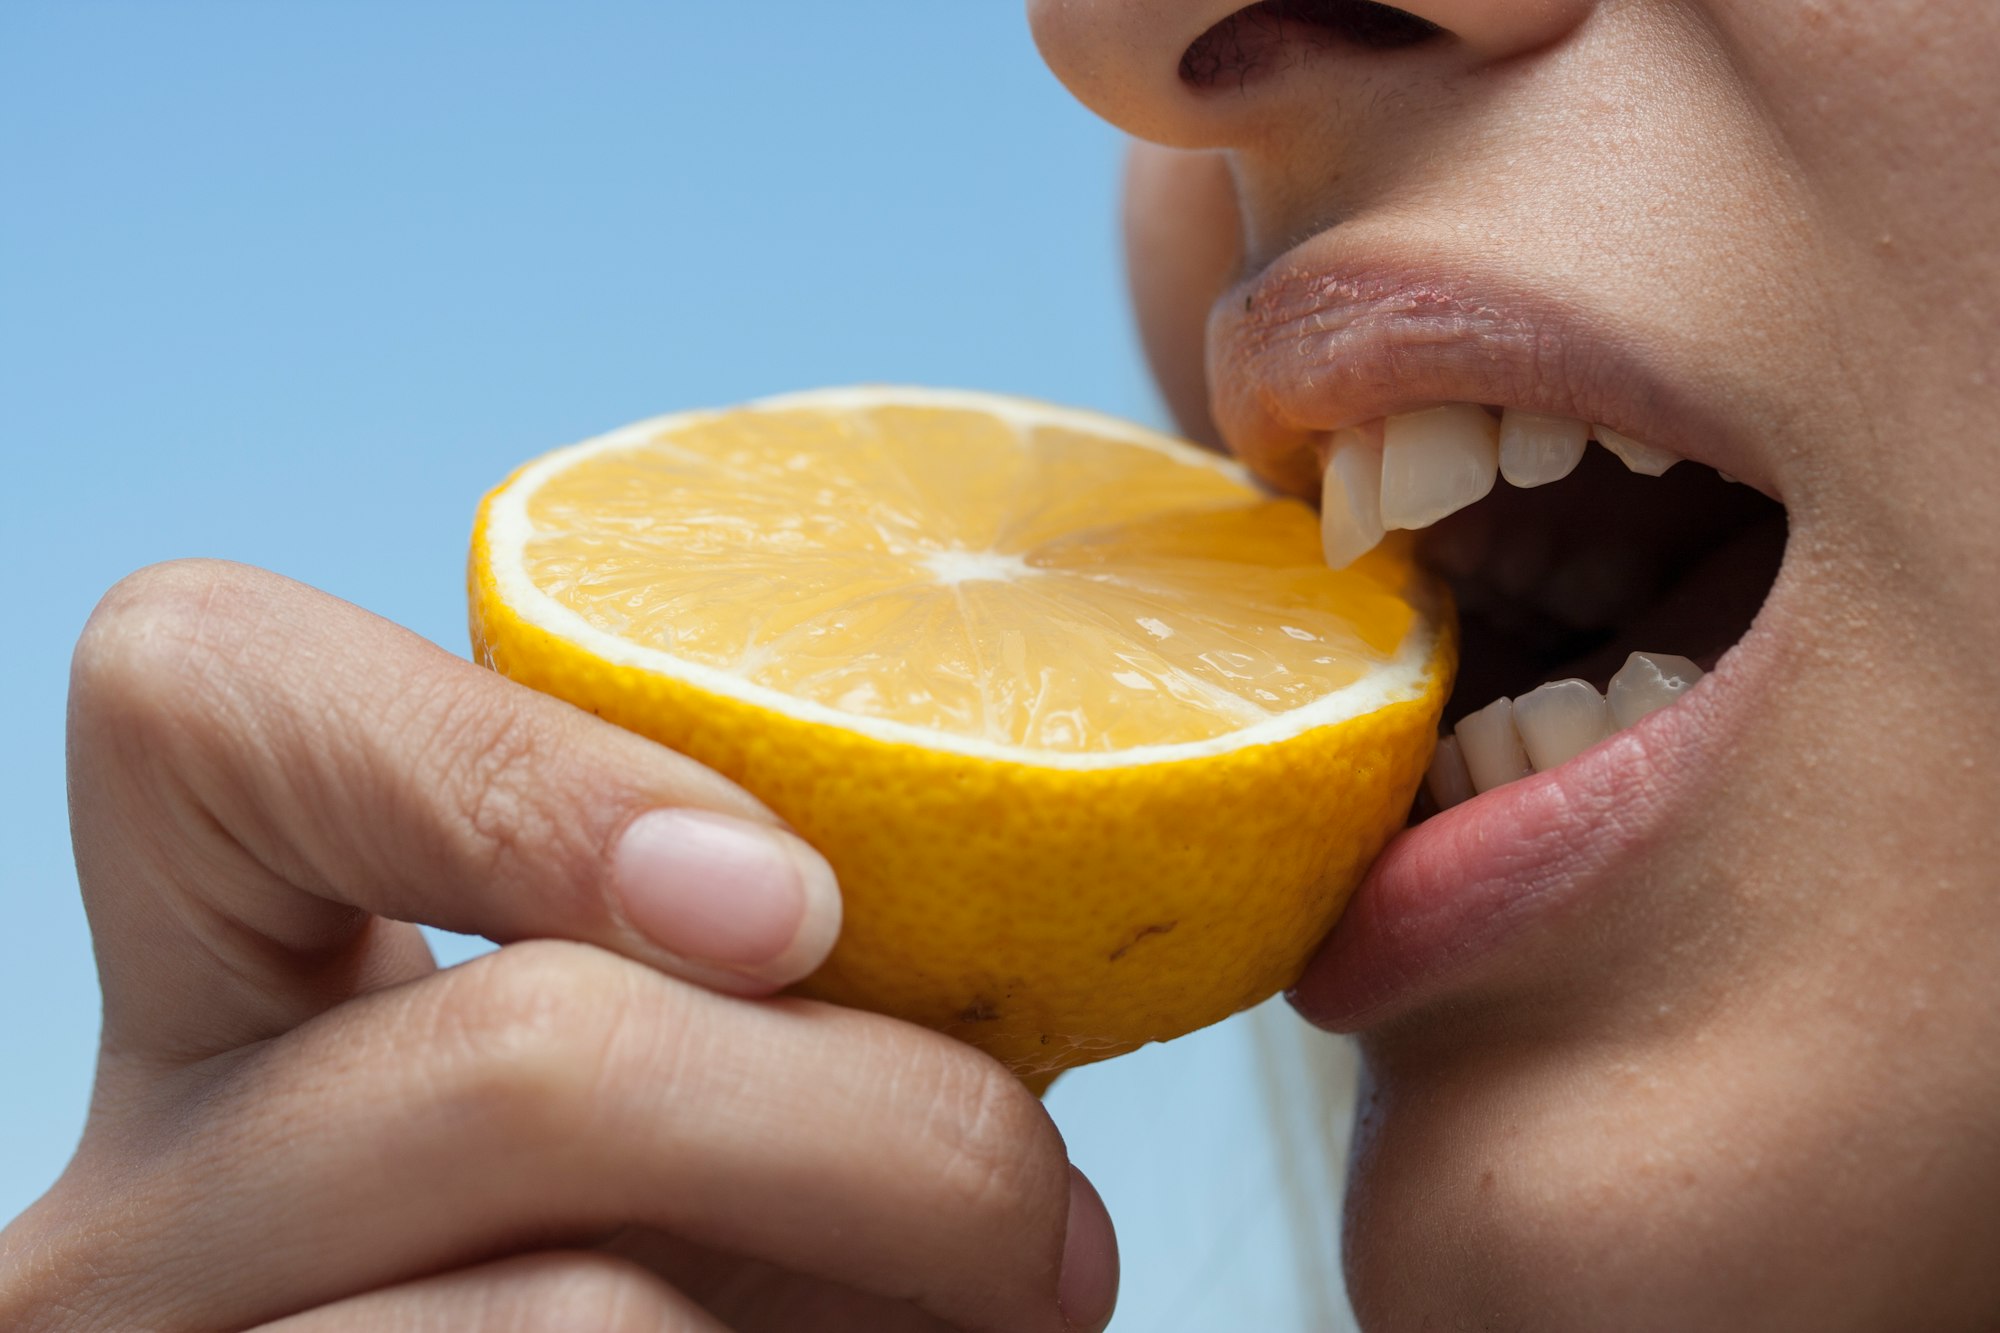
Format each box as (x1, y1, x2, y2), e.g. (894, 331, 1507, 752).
(4, 2, 1995, 1328)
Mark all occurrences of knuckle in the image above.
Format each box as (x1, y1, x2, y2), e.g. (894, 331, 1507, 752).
(906, 1039, 1069, 1231)
(416, 678, 597, 895)
(496, 1252, 680, 1332)
(414, 941, 653, 1147)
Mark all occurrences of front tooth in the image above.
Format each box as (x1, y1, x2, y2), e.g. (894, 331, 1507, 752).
(1319, 425, 1386, 569)
(1424, 734, 1477, 810)
(1593, 425, 1682, 476)
(1380, 404, 1499, 530)
(1607, 651, 1705, 728)
(1498, 410, 1588, 488)
(1513, 679, 1613, 771)
(1454, 697, 1533, 794)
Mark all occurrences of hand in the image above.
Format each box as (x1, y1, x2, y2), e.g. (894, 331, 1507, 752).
(0, 560, 1118, 1332)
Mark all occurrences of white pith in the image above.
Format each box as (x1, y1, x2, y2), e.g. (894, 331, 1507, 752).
(486, 386, 1442, 772)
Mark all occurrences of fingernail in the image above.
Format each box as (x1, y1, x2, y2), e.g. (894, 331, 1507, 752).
(611, 809, 838, 973)
(1058, 1166, 1119, 1332)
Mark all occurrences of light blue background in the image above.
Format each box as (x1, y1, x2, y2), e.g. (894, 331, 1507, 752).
(1, 4, 1352, 1327)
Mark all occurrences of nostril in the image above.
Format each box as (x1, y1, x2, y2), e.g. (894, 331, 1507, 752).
(1180, 0, 1444, 89)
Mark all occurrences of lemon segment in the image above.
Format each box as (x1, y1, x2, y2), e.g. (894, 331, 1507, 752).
(470, 387, 1454, 1085)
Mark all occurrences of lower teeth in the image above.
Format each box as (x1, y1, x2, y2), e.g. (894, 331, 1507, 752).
(1427, 651, 1707, 808)
(1513, 678, 1612, 771)
(1606, 652, 1704, 730)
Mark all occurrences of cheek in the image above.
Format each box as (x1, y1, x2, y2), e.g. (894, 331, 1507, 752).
(1343, 1006, 2000, 1331)
(1122, 143, 1240, 448)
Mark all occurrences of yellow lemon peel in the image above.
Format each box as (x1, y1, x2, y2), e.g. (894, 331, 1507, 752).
(469, 387, 1454, 1088)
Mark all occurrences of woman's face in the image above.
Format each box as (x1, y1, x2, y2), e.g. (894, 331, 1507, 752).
(1032, 1, 2000, 1327)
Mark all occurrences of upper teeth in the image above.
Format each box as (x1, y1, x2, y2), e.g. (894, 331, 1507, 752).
(1498, 409, 1588, 488)
(1428, 651, 1707, 810)
(1593, 425, 1681, 477)
(1319, 424, 1387, 569)
(1320, 404, 1685, 569)
(1380, 404, 1500, 531)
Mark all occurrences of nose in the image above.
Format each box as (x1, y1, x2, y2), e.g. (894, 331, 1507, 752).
(1028, 0, 1594, 148)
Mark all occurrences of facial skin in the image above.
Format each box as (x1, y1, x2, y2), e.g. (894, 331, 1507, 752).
(1033, 1, 2000, 1329)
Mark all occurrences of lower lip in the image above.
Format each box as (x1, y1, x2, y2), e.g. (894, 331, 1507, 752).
(1287, 614, 1776, 1033)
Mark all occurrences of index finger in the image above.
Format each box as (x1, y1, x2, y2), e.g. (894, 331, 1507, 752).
(68, 559, 841, 1063)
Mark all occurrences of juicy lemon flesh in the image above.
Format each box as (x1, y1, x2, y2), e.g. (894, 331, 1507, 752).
(472, 391, 1454, 1087)
(521, 404, 1420, 752)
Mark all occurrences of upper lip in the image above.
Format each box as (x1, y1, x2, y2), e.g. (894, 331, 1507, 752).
(1205, 228, 1781, 502)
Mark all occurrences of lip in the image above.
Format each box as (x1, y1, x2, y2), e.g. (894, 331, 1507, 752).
(1206, 228, 1784, 505)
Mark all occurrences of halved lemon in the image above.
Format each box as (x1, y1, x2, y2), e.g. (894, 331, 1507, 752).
(470, 387, 1453, 1086)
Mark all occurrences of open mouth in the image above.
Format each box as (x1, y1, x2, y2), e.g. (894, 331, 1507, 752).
(1313, 406, 1787, 821)
(1284, 399, 1791, 1029)
(1193, 232, 1795, 854)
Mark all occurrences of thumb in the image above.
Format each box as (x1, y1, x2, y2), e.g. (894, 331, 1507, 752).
(69, 560, 841, 1062)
